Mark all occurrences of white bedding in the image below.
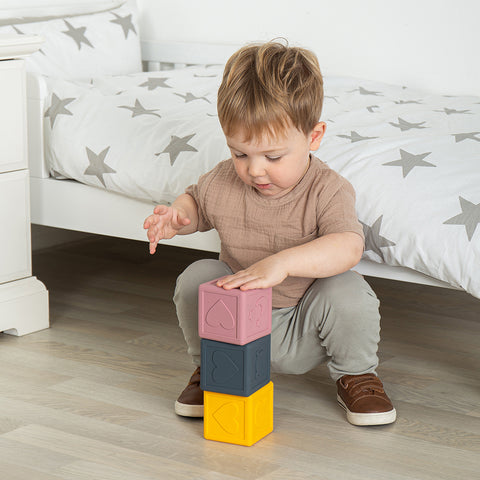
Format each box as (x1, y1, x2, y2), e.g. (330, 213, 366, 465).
(42, 69, 480, 299)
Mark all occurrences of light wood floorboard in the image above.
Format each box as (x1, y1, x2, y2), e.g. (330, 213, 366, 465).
(0, 234, 479, 479)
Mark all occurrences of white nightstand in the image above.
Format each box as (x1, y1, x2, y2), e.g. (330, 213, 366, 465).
(0, 34, 48, 335)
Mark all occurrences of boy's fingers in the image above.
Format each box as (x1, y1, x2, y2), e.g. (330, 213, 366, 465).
(143, 214, 159, 229)
(154, 204, 168, 215)
(217, 272, 251, 290)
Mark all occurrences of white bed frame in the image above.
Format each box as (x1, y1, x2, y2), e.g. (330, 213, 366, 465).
(27, 40, 456, 290)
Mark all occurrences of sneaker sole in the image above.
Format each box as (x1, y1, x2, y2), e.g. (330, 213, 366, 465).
(175, 400, 204, 418)
(337, 395, 396, 426)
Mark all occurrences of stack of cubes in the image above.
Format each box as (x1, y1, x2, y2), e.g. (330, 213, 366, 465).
(198, 279, 274, 446)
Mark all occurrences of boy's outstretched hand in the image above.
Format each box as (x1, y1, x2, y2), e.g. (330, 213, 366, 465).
(143, 205, 191, 254)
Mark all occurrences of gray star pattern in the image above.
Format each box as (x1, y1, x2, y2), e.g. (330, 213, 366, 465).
(443, 196, 480, 241)
(337, 131, 379, 142)
(156, 134, 198, 166)
(119, 99, 161, 118)
(367, 105, 379, 112)
(394, 100, 422, 105)
(44, 93, 75, 127)
(174, 92, 211, 103)
(350, 87, 383, 96)
(360, 215, 396, 259)
(12, 25, 46, 55)
(383, 149, 435, 177)
(435, 107, 471, 115)
(110, 13, 137, 38)
(453, 132, 480, 143)
(84, 147, 116, 187)
(389, 117, 427, 131)
(139, 78, 171, 90)
(325, 95, 340, 103)
(62, 20, 93, 50)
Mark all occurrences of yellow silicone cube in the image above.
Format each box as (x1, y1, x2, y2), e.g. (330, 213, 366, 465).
(204, 381, 274, 446)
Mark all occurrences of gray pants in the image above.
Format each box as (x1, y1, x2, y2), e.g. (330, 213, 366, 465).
(173, 259, 381, 382)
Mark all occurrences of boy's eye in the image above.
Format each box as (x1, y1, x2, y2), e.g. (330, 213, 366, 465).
(266, 155, 281, 161)
(234, 152, 246, 158)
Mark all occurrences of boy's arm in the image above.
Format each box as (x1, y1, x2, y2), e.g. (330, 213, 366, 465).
(216, 231, 364, 290)
(144, 193, 199, 254)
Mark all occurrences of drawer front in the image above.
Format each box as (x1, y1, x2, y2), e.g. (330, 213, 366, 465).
(0, 169, 31, 284)
(0, 59, 27, 174)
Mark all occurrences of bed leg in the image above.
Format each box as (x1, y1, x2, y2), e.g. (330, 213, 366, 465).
(0, 277, 49, 336)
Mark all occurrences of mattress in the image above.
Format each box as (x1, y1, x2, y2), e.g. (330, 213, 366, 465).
(41, 67, 480, 298)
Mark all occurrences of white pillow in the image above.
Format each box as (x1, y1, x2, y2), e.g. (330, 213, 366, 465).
(0, 0, 141, 80)
(0, 1, 124, 19)
(43, 66, 229, 205)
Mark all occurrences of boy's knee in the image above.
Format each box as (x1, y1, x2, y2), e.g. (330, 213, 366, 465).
(174, 259, 231, 303)
(303, 272, 380, 340)
(315, 271, 379, 316)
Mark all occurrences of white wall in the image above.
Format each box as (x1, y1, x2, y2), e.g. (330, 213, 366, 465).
(137, 0, 480, 96)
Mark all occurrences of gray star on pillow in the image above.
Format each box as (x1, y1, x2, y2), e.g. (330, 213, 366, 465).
(110, 13, 137, 38)
(337, 131, 379, 143)
(156, 134, 198, 166)
(361, 215, 396, 259)
(367, 105, 380, 112)
(452, 132, 480, 143)
(44, 93, 75, 127)
(139, 78, 171, 90)
(383, 149, 435, 177)
(443, 196, 480, 241)
(62, 20, 93, 50)
(389, 117, 427, 131)
(84, 147, 116, 187)
(119, 99, 161, 118)
(174, 92, 211, 103)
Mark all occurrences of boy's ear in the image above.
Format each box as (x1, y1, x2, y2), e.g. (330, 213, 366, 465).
(309, 122, 326, 150)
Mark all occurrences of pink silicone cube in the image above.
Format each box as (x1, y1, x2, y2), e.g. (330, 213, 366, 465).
(198, 279, 272, 345)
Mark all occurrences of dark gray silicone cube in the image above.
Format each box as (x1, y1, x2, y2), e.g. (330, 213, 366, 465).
(200, 335, 271, 396)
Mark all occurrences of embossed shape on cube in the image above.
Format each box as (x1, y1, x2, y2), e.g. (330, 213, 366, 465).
(204, 381, 274, 446)
(198, 279, 272, 345)
(201, 335, 271, 396)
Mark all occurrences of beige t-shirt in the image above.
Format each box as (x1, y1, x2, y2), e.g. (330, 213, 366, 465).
(186, 155, 364, 308)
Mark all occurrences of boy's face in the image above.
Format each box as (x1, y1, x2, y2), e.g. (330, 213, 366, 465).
(226, 122, 326, 197)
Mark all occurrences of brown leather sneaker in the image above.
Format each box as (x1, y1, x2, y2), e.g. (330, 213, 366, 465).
(175, 367, 204, 417)
(336, 373, 396, 426)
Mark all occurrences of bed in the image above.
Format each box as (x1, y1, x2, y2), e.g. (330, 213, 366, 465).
(2, 0, 479, 314)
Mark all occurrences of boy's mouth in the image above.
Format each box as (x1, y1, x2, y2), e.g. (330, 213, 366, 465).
(254, 183, 271, 190)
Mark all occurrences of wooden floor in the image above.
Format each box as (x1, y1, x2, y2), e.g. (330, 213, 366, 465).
(1, 234, 479, 480)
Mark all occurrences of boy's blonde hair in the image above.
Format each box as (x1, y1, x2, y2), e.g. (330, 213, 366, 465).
(217, 40, 324, 141)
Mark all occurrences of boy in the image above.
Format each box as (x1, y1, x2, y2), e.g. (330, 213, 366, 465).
(144, 41, 396, 426)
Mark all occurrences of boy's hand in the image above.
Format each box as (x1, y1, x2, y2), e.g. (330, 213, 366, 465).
(143, 205, 191, 254)
(216, 254, 288, 291)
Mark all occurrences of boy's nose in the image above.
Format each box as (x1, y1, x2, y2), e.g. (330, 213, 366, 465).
(248, 158, 267, 177)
